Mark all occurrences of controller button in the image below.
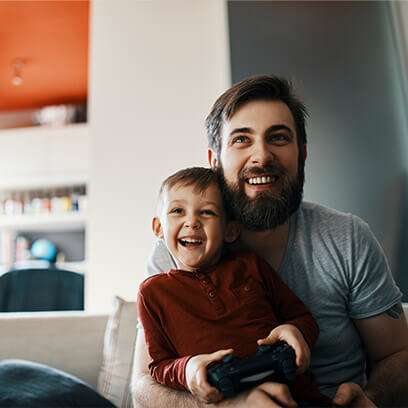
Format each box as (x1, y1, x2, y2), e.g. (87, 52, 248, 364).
(257, 345, 271, 353)
(223, 354, 235, 363)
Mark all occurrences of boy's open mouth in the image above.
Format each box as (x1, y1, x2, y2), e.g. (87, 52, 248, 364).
(245, 175, 279, 185)
(178, 238, 203, 247)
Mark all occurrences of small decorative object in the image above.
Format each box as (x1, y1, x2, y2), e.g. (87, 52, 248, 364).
(31, 239, 58, 263)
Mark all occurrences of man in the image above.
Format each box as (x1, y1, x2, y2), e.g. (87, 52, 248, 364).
(132, 75, 408, 407)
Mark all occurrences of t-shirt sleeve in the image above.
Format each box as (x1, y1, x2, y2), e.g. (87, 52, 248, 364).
(146, 239, 177, 277)
(255, 255, 319, 348)
(137, 282, 191, 390)
(347, 216, 402, 319)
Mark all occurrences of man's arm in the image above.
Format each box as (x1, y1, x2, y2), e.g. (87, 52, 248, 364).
(131, 330, 297, 408)
(334, 304, 408, 407)
(131, 330, 202, 408)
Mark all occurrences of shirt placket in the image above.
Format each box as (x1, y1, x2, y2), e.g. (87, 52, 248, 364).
(194, 271, 225, 315)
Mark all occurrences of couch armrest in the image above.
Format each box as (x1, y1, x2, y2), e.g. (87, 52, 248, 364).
(0, 311, 109, 387)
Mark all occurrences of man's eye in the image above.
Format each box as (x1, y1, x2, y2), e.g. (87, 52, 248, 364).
(269, 134, 289, 144)
(201, 209, 216, 216)
(232, 135, 249, 144)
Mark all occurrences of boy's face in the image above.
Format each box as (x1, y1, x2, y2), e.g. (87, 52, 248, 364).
(153, 182, 236, 272)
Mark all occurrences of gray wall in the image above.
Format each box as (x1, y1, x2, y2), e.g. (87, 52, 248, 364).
(229, 1, 408, 296)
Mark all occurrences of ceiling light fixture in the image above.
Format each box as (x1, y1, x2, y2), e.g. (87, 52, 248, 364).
(11, 58, 26, 86)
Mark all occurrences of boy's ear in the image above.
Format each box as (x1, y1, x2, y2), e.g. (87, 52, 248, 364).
(224, 221, 241, 243)
(152, 217, 163, 238)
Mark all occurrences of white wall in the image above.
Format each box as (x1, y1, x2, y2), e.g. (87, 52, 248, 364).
(87, 0, 230, 312)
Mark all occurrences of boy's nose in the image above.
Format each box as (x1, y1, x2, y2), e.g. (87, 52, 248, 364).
(185, 218, 201, 230)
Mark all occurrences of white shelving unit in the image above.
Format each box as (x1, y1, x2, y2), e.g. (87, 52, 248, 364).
(0, 123, 89, 272)
(0, 211, 87, 232)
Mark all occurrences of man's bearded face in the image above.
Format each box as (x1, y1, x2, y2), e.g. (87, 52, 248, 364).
(213, 99, 305, 231)
(217, 157, 304, 231)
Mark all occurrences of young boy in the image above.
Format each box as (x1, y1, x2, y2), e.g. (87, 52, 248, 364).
(137, 167, 331, 406)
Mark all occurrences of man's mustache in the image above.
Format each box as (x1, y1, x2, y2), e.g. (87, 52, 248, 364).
(239, 164, 287, 180)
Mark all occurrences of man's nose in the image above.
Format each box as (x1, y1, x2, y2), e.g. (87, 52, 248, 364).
(250, 141, 274, 165)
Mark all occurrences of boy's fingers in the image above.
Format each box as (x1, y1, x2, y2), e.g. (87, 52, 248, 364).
(257, 330, 280, 345)
(207, 348, 234, 362)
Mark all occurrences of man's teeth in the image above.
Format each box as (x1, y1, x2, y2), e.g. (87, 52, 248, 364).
(247, 176, 277, 185)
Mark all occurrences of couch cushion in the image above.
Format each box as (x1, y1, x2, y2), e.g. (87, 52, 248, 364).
(0, 359, 115, 407)
(97, 296, 138, 408)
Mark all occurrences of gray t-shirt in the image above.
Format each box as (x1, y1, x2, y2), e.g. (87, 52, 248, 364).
(146, 201, 402, 398)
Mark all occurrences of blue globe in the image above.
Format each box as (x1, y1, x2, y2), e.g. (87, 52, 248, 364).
(31, 239, 58, 263)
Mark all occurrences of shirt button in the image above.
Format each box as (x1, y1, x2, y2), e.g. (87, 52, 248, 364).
(209, 290, 216, 298)
(244, 285, 250, 292)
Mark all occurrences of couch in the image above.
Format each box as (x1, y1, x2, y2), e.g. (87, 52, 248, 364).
(0, 299, 407, 408)
(0, 296, 137, 408)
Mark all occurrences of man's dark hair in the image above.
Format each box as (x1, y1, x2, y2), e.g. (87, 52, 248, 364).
(205, 75, 308, 158)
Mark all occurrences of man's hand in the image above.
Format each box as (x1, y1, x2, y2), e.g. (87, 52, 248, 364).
(257, 324, 310, 373)
(185, 349, 233, 404)
(333, 383, 377, 407)
(228, 382, 297, 408)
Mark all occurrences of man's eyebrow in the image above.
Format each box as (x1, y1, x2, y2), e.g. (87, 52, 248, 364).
(229, 127, 254, 136)
(265, 124, 293, 134)
(229, 124, 294, 137)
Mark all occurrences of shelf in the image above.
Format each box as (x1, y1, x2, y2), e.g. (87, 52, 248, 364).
(0, 212, 87, 232)
(0, 175, 88, 191)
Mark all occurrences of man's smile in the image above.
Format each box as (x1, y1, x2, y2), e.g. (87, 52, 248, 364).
(246, 175, 279, 185)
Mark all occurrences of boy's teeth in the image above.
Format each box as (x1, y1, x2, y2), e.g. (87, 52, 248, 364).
(247, 176, 276, 185)
(180, 238, 203, 246)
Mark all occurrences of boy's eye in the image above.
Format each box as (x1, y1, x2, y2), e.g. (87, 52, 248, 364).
(169, 208, 183, 214)
(201, 209, 217, 216)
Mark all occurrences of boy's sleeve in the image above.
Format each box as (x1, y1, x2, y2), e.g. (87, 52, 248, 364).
(256, 256, 319, 348)
(137, 284, 191, 390)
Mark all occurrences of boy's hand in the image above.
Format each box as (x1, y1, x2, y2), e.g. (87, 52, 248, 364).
(185, 348, 233, 404)
(257, 324, 310, 373)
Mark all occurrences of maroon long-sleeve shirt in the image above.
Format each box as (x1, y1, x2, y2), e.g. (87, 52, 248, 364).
(137, 251, 321, 394)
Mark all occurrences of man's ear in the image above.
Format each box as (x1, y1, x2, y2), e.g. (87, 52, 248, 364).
(208, 148, 218, 169)
(152, 217, 163, 238)
(224, 221, 241, 243)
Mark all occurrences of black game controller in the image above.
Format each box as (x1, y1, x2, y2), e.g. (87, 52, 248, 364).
(207, 342, 297, 398)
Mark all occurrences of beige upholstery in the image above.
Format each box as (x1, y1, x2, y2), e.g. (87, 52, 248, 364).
(0, 311, 109, 387)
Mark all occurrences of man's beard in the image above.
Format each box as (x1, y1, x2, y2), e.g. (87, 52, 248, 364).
(216, 158, 305, 231)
